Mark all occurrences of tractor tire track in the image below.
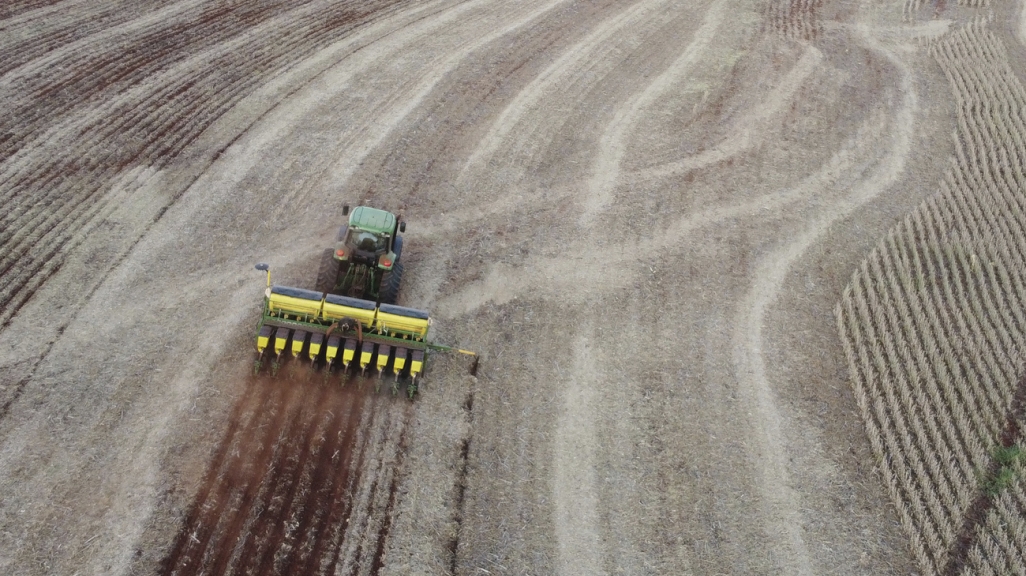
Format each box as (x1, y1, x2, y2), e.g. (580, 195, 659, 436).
(727, 22, 916, 575)
(583, 0, 725, 223)
(459, 0, 692, 188)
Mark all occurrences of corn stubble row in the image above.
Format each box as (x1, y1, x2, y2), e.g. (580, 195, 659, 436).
(763, 0, 822, 41)
(903, 0, 987, 24)
(836, 22, 1026, 576)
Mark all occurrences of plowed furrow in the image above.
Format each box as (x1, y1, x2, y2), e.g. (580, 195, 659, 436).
(321, 392, 388, 576)
(0, 0, 173, 77)
(275, 384, 367, 574)
(161, 369, 412, 576)
(161, 381, 295, 574)
(227, 382, 333, 575)
(268, 385, 369, 576)
(299, 386, 379, 576)
(0, 0, 305, 151)
(369, 406, 411, 575)
(332, 421, 390, 574)
(186, 381, 303, 574)
(0, 0, 392, 166)
(335, 397, 410, 576)
(1, 4, 221, 159)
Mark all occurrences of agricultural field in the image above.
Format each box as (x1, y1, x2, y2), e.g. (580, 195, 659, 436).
(838, 17, 1026, 576)
(1, 0, 1025, 575)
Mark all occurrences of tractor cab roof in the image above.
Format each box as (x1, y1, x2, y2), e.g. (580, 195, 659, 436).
(348, 206, 396, 235)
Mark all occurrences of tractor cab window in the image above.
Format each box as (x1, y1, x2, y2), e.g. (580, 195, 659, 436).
(347, 228, 389, 254)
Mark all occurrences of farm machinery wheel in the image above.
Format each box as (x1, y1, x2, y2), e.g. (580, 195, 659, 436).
(315, 248, 341, 294)
(380, 262, 403, 305)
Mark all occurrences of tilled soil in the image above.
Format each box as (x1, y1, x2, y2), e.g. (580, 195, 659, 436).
(160, 369, 411, 576)
(1, 0, 1020, 575)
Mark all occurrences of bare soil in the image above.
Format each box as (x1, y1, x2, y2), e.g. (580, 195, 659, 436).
(0, 0, 1018, 574)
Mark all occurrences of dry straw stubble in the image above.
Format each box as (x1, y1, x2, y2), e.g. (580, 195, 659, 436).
(837, 20, 1026, 576)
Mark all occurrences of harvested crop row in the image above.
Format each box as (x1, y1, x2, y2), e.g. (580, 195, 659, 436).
(0, 0, 413, 328)
(0, 0, 63, 20)
(160, 370, 410, 576)
(837, 20, 1026, 576)
(763, 0, 821, 41)
(0, 0, 169, 76)
(959, 453, 1026, 575)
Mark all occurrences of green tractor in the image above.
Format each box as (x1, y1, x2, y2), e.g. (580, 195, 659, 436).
(317, 204, 406, 303)
(253, 204, 476, 395)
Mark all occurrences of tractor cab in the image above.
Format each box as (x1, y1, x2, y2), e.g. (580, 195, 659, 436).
(334, 205, 405, 270)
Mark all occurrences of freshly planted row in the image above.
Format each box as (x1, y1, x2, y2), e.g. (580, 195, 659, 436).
(161, 373, 410, 576)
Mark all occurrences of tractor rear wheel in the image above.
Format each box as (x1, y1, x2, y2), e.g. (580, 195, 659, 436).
(315, 248, 341, 294)
(379, 262, 403, 304)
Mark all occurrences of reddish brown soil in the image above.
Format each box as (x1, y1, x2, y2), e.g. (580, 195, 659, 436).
(160, 365, 414, 576)
(2, 1, 1020, 575)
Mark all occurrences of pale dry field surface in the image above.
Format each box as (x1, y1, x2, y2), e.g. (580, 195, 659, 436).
(0, 0, 1023, 575)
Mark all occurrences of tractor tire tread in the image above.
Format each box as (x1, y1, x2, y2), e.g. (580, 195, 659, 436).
(315, 248, 340, 294)
(380, 262, 403, 305)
